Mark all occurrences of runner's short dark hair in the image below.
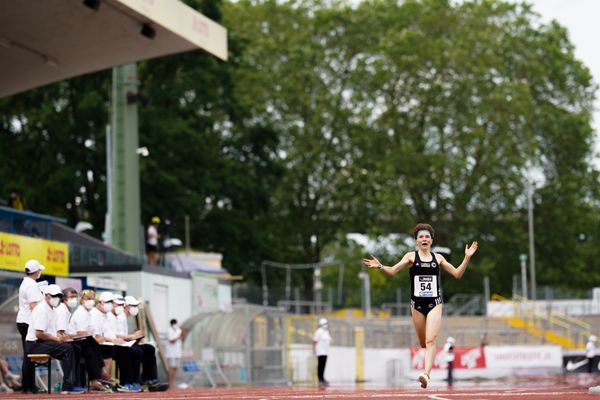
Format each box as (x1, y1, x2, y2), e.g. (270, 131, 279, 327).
(413, 223, 434, 239)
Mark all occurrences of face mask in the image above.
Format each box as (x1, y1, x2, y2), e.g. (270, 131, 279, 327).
(129, 307, 139, 316)
(67, 298, 78, 309)
(115, 306, 124, 316)
(103, 303, 113, 313)
(49, 297, 60, 308)
(84, 299, 95, 310)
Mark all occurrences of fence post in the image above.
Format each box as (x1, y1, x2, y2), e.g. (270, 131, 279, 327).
(355, 326, 364, 382)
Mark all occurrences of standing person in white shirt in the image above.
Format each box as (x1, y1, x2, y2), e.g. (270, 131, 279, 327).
(443, 336, 456, 385)
(25, 284, 85, 394)
(312, 318, 331, 385)
(15, 259, 44, 394)
(146, 217, 160, 266)
(166, 318, 184, 388)
(56, 288, 109, 393)
(586, 335, 597, 374)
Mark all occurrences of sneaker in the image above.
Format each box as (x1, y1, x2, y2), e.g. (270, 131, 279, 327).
(148, 382, 169, 392)
(115, 384, 130, 392)
(98, 377, 117, 387)
(0, 383, 13, 393)
(418, 373, 430, 389)
(123, 383, 142, 393)
(61, 386, 87, 394)
(89, 381, 112, 393)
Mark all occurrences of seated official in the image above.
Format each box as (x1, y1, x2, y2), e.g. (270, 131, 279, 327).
(56, 288, 110, 393)
(121, 296, 168, 391)
(25, 284, 85, 394)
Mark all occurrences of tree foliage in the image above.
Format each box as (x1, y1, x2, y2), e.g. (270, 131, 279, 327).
(0, 0, 598, 302)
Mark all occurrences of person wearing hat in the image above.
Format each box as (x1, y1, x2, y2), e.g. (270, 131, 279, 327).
(70, 290, 117, 387)
(25, 284, 85, 394)
(15, 259, 45, 393)
(146, 217, 161, 266)
(443, 336, 456, 385)
(586, 335, 597, 373)
(89, 291, 138, 392)
(166, 318, 184, 389)
(89, 293, 118, 378)
(312, 317, 331, 385)
(121, 295, 168, 391)
(105, 295, 142, 392)
(56, 288, 110, 393)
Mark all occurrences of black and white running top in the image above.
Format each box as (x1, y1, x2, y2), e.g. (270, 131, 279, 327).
(409, 251, 442, 301)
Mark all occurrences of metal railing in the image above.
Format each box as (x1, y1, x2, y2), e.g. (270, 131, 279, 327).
(69, 243, 142, 267)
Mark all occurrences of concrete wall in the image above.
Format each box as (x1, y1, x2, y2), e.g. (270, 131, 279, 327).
(289, 345, 562, 384)
(84, 271, 192, 336)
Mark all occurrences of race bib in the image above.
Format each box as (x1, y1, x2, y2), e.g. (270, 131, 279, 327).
(413, 275, 438, 298)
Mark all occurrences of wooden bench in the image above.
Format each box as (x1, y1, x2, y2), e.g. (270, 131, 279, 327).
(27, 354, 54, 392)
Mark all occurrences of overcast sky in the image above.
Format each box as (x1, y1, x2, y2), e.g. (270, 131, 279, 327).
(512, 0, 600, 157)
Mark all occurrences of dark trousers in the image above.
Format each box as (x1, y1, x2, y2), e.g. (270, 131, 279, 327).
(317, 355, 327, 383)
(17, 323, 36, 391)
(139, 344, 158, 382)
(68, 337, 104, 384)
(588, 357, 595, 373)
(99, 343, 115, 359)
(25, 340, 77, 390)
(447, 361, 454, 384)
(114, 346, 139, 385)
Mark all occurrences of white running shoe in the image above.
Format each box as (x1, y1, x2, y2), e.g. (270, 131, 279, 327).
(418, 373, 430, 388)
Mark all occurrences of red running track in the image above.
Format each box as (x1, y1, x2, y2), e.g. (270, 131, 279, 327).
(2, 378, 599, 400)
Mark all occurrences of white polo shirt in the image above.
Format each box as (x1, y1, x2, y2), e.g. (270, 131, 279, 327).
(116, 313, 128, 336)
(147, 225, 158, 246)
(443, 342, 455, 362)
(26, 300, 57, 342)
(55, 302, 73, 333)
(587, 341, 596, 358)
(89, 307, 110, 338)
(16, 277, 44, 324)
(104, 312, 118, 339)
(69, 305, 93, 334)
(313, 327, 331, 356)
(165, 325, 182, 359)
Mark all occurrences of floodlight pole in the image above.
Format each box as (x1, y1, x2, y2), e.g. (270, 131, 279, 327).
(108, 63, 142, 256)
(520, 254, 528, 299)
(527, 181, 537, 301)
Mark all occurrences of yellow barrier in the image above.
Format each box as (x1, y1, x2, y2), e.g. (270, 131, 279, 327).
(354, 326, 364, 382)
(490, 293, 593, 349)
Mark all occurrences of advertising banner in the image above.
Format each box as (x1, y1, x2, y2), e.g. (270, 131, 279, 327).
(484, 345, 563, 368)
(0, 232, 68, 276)
(410, 346, 486, 370)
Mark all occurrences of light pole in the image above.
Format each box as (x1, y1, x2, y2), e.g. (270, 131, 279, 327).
(520, 253, 528, 299)
(527, 181, 537, 300)
(358, 269, 371, 317)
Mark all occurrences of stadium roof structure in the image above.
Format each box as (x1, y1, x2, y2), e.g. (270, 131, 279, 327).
(0, 0, 228, 99)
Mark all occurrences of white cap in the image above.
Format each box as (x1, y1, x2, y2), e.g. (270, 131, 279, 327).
(318, 318, 328, 326)
(447, 336, 456, 344)
(124, 295, 141, 306)
(99, 292, 114, 303)
(113, 294, 125, 305)
(25, 259, 45, 274)
(44, 284, 62, 296)
(590, 335, 597, 342)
